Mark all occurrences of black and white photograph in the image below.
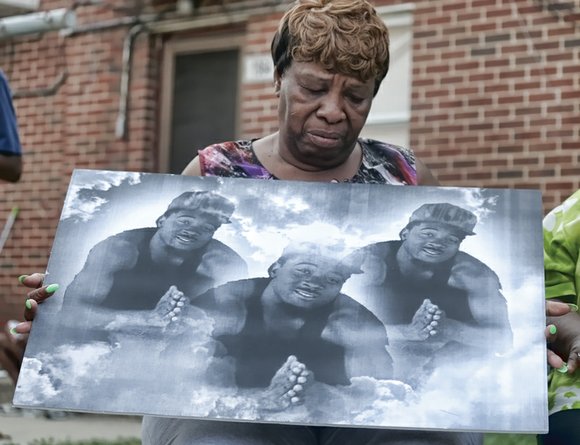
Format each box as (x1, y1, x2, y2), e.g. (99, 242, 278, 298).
(13, 169, 547, 434)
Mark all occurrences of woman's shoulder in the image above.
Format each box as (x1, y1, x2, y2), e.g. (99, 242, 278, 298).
(360, 138, 415, 163)
(357, 138, 418, 185)
(198, 140, 272, 179)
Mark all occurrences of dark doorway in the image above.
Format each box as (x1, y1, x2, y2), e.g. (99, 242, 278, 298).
(169, 49, 239, 174)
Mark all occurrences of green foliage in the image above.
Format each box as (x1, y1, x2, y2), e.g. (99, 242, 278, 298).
(484, 433, 537, 445)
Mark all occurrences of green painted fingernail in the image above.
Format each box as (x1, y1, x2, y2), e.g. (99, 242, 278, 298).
(549, 325, 557, 335)
(568, 304, 579, 312)
(46, 284, 60, 294)
(18, 275, 28, 284)
(557, 363, 568, 373)
(25, 299, 32, 310)
(10, 327, 17, 335)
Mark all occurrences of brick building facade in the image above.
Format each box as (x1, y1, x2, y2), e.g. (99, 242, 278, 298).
(0, 0, 578, 323)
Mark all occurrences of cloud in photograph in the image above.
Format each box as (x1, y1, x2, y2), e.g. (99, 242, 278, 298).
(62, 171, 142, 222)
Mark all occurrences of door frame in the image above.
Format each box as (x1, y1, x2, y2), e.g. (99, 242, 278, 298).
(159, 34, 244, 173)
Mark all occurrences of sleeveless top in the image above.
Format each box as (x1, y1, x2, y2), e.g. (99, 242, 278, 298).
(198, 138, 417, 185)
(215, 278, 350, 388)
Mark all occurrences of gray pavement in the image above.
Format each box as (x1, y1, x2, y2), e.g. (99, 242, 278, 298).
(0, 373, 142, 444)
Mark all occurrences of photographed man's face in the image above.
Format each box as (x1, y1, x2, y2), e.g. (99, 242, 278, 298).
(269, 255, 348, 309)
(157, 210, 219, 251)
(400, 222, 464, 264)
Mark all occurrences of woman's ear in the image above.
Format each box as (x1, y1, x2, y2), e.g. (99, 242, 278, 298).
(400, 228, 409, 241)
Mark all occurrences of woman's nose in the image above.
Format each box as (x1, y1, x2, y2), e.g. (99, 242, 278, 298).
(316, 93, 346, 124)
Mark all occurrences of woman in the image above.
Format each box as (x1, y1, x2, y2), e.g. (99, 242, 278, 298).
(0, 1, 563, 444)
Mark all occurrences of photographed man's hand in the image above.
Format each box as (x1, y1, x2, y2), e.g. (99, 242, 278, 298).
(407, 298, 445, 341)
(151, 286, 190, 332)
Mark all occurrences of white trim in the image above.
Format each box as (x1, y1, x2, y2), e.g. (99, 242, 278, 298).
(365, 112, 411, 126)
(375, 3, 415, 28)
(374, 3, 416, 15)
(149, 3, 288, 34)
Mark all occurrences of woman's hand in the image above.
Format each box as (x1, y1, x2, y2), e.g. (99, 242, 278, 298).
(546, 299, 580, 373)
(0, 273, 58, 383)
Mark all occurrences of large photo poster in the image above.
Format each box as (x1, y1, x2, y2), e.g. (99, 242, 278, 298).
(14, 169, 547, 433)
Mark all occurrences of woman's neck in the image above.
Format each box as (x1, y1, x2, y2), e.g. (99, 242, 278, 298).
(252, 132, 362, 182)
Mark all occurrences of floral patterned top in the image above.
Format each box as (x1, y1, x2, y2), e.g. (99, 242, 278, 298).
(198, 138, 417, 185)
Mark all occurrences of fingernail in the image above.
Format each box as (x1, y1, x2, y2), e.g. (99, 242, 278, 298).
(10, 327, 17, 335)
(25, 299, 32, 310)
(557, 363, 568, 373)
(18, 275, 28, 284)
(46, 284, 60, 294)
(568, 304, 579, 312)
(549, 325, 557, 335)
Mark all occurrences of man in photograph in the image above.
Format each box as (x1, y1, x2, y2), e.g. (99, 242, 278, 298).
(352, 203, 512, 379)
(185, 242, 395, 402)
(62, 190, 247, 329)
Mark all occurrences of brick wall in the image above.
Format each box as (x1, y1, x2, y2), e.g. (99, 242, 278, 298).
(409, 0, 579, 210)
(0, 0, 160, 323)
(0, 0, 578, 324)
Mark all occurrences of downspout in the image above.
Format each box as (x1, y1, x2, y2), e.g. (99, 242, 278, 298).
(115, 23, 147, 140)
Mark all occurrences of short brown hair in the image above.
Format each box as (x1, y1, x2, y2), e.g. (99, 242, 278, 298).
(271, 0, 390, 95)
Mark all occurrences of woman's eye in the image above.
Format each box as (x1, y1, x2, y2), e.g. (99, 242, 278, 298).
(302, 85, 323, 94)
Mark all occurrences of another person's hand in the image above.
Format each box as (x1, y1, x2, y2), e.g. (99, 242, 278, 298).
(0, 273, 58, 384)
(546, 300, 579, 373)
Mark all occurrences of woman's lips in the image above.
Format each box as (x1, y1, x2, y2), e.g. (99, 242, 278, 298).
(307, 131, 342, 148)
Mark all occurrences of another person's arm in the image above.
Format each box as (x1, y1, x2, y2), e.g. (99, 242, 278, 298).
(0, 71, 23, 182)
(543, 192, 580, 373)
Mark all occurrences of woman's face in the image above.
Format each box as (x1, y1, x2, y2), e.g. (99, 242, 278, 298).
(276, 61, 375, 170)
